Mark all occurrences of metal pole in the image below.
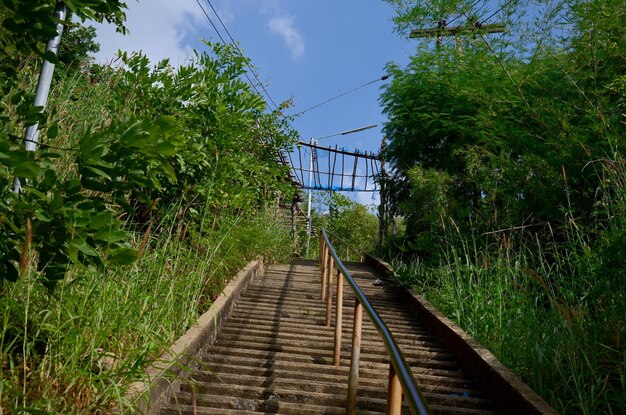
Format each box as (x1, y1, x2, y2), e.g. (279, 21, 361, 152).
(291, 199, 297, 249)
(377, 136, 387, 255)
(305, 138, 316, 257)
(333, 268, 344, 366)
(387, 363, 403, 415)
(347, 299, 363, 415)
(13, 1, 68, 192)
(321, 243, 328, 301)
(325, 260, 333, 327)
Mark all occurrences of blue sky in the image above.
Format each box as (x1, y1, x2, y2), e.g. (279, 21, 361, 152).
(94, 0, 415, 206)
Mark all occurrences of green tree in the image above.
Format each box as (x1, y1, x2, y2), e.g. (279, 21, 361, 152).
(58, 24, 100, 67)
(380, 0, 626, 254)
(327, 193, 378, 255)
(0, 2, 296, 289)
(0, 0, 128, 287)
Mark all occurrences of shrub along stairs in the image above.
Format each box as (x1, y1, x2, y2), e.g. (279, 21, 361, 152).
(156, 237, 556, 415)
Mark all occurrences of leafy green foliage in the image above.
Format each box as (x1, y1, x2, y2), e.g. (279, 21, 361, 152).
(58, 24, 100, 67)
(0, 0, 126, 113)
(381, 0, 626, 249)
(381, 0, 626, 412)
(0, 3, 295, 291)
(321, 193, 378, 257)
(0, 212, 292, 413)
(0, 3, 298, 413)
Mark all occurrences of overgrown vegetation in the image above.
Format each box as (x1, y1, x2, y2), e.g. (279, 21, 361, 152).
(381, 0, 625, 413)
(1, 2, 296, 412)
(304, 193, 378, 260)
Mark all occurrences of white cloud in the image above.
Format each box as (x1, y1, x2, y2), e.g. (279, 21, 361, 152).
(268, 15, 305, 60)
(92, 0, 208, 66)
(92, 0, 304, 65)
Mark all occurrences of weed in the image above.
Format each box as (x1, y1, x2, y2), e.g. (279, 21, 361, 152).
(391, 220, 626, 414)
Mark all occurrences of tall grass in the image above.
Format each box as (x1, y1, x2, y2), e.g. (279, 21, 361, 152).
(390, 163, 626, 414)
(392, 231, 625, 414)
(0, 210, 292, 413)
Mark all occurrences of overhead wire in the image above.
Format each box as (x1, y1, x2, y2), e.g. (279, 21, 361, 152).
(480, 4, 506, 25)
(195, 0, 306, 186)
(195, 0, 384, 193)
(195, 0, 267, 100)
(201, 0, 281, 111)
(292, 75, 389, 117)
(456, 5, 531, 110)
(199, 0, 309, 155)
(446, 0, 483, 26)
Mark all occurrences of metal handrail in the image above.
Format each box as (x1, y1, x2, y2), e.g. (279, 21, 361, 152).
(319, 228, 430, 415)
(323, 230, 363, 261)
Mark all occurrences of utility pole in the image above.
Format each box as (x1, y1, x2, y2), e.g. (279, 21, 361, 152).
(13, 1, 68, 193)
(410, 17, 505, 45)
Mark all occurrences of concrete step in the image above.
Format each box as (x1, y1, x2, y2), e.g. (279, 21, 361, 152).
(191, 366, 478, 393)
(217, 325, 451, 359)
(200, 355, 472, 383)
(178, 380, 494, 411)
(206, 340, 464, 374)
(222, 321, 440, 350)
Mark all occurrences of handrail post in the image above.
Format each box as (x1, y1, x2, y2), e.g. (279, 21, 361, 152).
(387, 363, 403, 415)
(321, 239, 328, 301)
(323, 251, 334, 302)
(333, 268, 344, 366)
(325, 260, 334, 327)
(347, 299, 363, 415)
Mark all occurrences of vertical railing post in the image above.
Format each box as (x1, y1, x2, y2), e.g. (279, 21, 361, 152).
(325, 259, 334, 327)
(323, 251, 334, 302)
(387, 363, 403, 415)
(333, 268, 344, 366)
(321, 237, 327, 300)
(347, 299, 363, 415)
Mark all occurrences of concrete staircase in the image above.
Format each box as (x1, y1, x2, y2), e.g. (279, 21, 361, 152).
(160, 260, 501, 414)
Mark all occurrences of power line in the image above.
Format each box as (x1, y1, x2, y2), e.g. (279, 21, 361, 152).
(292, 75, 389, 117)
(196, 0, 383, 191)
(446, 0, 483, 26)
(203, 0, 280, 110)
(198, 0, 304, 146)
(196, 0, 304, 181)
(195, 0, 227, 46)
(195, 0, 267, 100)
(201, 0, 281, 111)
(480, 4, 506, 25)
